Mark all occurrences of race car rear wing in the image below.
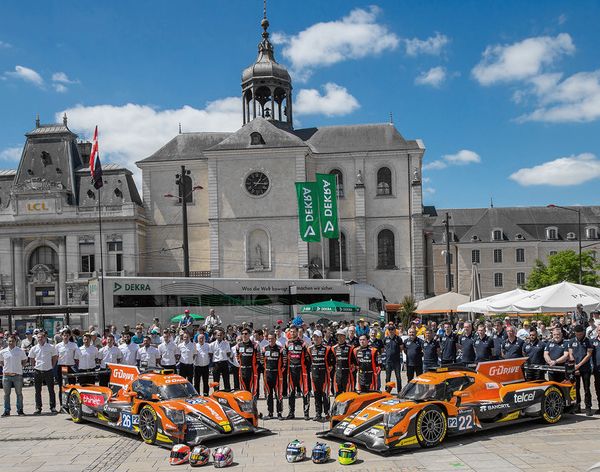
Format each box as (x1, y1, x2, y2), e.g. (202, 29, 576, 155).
(61, 367, 110, 387)
(524, 363, 575, 380)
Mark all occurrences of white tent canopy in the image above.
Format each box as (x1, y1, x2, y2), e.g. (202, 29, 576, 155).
(487, 281, 600, 314)
(457, 288, 529, 314)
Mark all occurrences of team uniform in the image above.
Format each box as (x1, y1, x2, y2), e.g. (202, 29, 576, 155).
(236, 340, 260, 399)
(474, 335, 494, 363)
(422, 338, 440, 370)
(333, 342, 355, 395)
(286, 339, 311, 418)
(591, 338, 600, 412)
(97, 345, 122, 386)
(523, 338, 547, 380)
(544, 339, 569, 382)
(353, 346, 380, 392)
(262, 343, 285, 417)
(308, 344, 336, 418)
(501, 337, 524, 359)
(404, 337, 424, 381)
(492, 329, 507, 360)
(178, 341, 197, 383)
(439, 332, 458, 365)
(458, 333, 476, 366)
(570, 337, 593, 411)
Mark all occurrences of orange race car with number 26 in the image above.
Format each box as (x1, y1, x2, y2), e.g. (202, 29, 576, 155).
(61, 364, 268, 448)
(320, 358, 575, 453)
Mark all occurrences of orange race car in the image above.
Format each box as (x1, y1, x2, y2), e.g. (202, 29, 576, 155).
(61, 364, 267, 448)
(320, 358, 575, 453)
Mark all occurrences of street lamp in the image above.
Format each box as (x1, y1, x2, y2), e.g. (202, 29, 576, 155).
(547, 204, 582, 284)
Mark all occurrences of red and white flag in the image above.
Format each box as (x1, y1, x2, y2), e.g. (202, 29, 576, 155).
(89, 126, 98, 176)
(89, 126, 103, 189)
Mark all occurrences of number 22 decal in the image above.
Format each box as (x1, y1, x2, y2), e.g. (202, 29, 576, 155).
(457, 414, 473, 431)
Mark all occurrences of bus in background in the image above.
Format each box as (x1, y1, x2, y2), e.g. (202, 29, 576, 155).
(88, 277, 384, 329)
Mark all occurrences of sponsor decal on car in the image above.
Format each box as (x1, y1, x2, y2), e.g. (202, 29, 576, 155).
(476, 358, 527, 383)
(108, 363, 140, 388)
(80, 392, 105, 408)
(479, 403, 510, 412)
(119, 412, 140, 430)
(164, 375, 187, 384)
(485, 382, 500, 389)
(513, 391, 536, 403)
(185, 398, 208, 405)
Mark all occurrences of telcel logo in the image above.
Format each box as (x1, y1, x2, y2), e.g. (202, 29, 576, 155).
(514, 391, 535, 403)
(489, 365, 520, 376)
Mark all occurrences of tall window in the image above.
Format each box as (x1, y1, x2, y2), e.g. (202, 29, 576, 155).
(516, 248, 525, 263)
(330, 169, 344, 198)
(79, 242, 95, 273)
(494, 273, 503, 287)
(587, 227, 598, 239)
(492, 229, 503, 241)
(30, 246, 58, 269)
(493, 249, 503, 263)
(376, 167, 392, 196)
(178, 174, 193, 203)
(546, 227, 558, 240)
(517, 272, 526, 286)
(471, 249, 480, 264)
(377, 229, 395, 269)
(329, 233, 347, 270)
(107, 241, 123, 273)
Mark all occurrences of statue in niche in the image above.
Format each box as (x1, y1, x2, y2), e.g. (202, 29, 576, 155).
(254, 244, 264, 269)
(356, 169, 364, 186)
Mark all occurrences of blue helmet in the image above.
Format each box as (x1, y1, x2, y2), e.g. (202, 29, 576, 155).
(311, 442, 331, 464)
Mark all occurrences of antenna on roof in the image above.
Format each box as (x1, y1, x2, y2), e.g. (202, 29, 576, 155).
(389, 111, 393, 124)
(490, 196, 494, 208)
(263, 0, 267, 19)
(178, 123, 182, 134)
(35, 114, 40, 128)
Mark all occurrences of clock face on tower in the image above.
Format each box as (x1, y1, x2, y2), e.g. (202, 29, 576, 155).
(245, 171, 270, 196)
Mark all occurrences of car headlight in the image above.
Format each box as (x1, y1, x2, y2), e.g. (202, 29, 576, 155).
(384, 409, 408, 429)
(331, 400, 350, 417)
(163, 407, 186, 425)
(237, 399, 256, 414)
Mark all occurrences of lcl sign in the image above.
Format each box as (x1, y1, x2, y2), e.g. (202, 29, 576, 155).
(27, 202, 49, 211)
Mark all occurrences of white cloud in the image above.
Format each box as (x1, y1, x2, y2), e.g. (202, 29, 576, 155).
(472, 33, 574, 85)
(53, 83, 67, 93)
(510, 153, 600, 186)
(415, 66, 446, 87)
(0, 41, 11, 49)
(295, 83, 359, 116)
(273, 6, 399, 80)
(5, 65, 44, 87)
(404, 32, 449, 56)
(423, 186, 436, 195)
(423, 149, 481, 170)
(0, 146, 21, 162)
(51, 71, 79, 92)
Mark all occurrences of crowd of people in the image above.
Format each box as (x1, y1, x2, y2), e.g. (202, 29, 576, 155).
(1, 305, 600, 419)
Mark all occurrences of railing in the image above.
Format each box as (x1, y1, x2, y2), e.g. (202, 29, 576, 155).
(137, 271, 211, 278)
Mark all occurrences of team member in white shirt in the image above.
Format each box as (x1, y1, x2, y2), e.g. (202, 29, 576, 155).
(79, 333, 99, 385)
(137, 336, 161, 368)
(177, 331, 196, 383)
(97, 334, 123, 386)
(194, 329, 212, 395)
(55, 329, 80, 405)
(0, 334, 28, 416)
(28, 332, 58, 414)
(119, 331, 139, 366)
(210, 329, 232, 391)
(275, 326, 287, 348)
(158, 330, 180, 370)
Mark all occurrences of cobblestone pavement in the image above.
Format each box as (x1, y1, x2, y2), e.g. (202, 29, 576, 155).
(1, 384, 600, 472)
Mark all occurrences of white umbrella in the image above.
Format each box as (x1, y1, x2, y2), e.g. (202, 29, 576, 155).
(488, 281, 600, 313)
(416, 291, 470, 314)
(457, 288, 529, 314)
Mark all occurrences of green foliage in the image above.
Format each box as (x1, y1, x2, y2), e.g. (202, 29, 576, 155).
(525, 250, 599, 290)
(398, 295, 417, 329)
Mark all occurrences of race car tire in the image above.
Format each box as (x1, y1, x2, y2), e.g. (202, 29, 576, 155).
(415, 405, 447, 448)
(139, 405, 158, 444)
(541, 386, 564, 424)
(68, 390, 84, 423)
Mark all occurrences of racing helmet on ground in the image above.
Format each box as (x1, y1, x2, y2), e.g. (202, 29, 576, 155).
(212, 446, 233, 468)
(189, 445, 210, 467)
(286, 439, 306, 463)
(338, 442, 358, 465)
(311, 442, 331, 464)
(169, 444, 191, 465)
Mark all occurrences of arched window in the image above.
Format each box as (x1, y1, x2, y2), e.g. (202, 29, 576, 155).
(329, 169, 344, 198)
(329, 233, 347, 271)
(377, 229, 395, 269)
(376, 167, 392, 196)
(178, 174, 193, 203)
(29, 246, 57, 270)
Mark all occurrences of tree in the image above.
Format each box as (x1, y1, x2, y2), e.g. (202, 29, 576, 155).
(525, 250, 599, 290)
(397, 295, 417, 329)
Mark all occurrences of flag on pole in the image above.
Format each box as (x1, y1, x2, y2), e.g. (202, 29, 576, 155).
(89, 126, 103, 189)
(295, 182, 321, 242)
(316, 173, 339, 238)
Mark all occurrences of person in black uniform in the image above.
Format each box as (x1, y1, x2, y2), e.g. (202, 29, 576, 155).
(439, 321, 458, 365)
(492, 320, 507, 360)
(474, 324, 494, 363)
(308, 331, 336, 421)
(523, 327, 546, 380)
(354, 335, 380, 392)
(263, 332, 284, 419)
(236, 328, 259, 400)
(569, 325, 593, 415)
(544, 327, 569, 382)
(591, 324, 600, 415)
(458, 322, 476, 367)
(422, 328, 440, 370)
(383, 328, 403, 390)
(286, 326, 311, 420)
(501, 326, 524, 359)
(333, 329, 355, 395)
(404, 327, 423, 381)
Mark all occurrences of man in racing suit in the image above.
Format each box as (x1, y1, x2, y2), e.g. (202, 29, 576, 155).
(236, 328, 259, 400)
(308, 330, 336, 421)
(286, 326, 311, 420)
(263, 332, 284, 419)
(353, 334, 380, 392)
(333, 329, 355, 395)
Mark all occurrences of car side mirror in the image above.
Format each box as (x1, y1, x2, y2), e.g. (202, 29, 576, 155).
(385, 382, 396, 393)
(452, 391, 467, 407)
(151, 393, 161, 401)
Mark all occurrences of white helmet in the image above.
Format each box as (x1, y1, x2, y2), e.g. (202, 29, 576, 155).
(286, 440, 306, 463)
(212, 446, 233, 468)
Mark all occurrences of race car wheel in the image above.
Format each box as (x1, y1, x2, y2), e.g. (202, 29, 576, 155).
(541, 386, 564, 424)
(416, 405, 447, 448)
(68, 390, 83, 423)
(139, 405, 158, 444)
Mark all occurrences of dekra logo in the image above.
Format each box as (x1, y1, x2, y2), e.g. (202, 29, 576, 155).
(114, 282, 150, 292)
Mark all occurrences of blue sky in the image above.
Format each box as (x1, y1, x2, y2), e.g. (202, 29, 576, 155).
(1, 0, 599, 208)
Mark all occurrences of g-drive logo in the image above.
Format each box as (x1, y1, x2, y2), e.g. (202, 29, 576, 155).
(489, 365, 521, 376)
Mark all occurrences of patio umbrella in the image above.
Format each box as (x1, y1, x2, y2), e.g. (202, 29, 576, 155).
(415, 291, 470, 314)
(170, 313, 205, 323)
(467, 264, 482, 321)
(488, 281, 600, 313)
(300, 300, 360, 313)
(458, 288, 529, 314)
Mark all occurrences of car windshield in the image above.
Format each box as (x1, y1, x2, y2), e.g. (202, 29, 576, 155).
(398, 381, 448, 401)
(159, 382, 198, 400)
